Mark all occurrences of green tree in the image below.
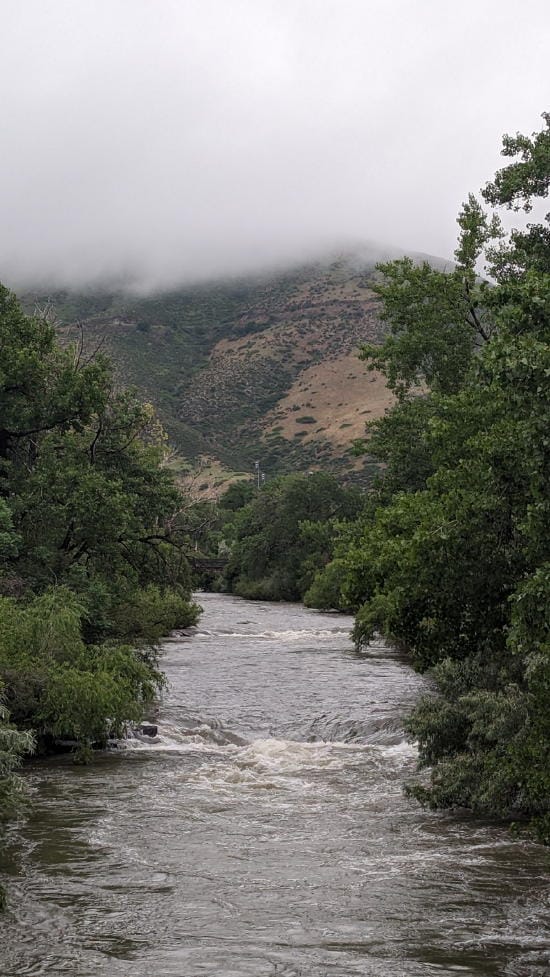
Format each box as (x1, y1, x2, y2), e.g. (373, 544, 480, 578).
(0, 287, 200, 752)
(223, 473, 363, 601)
(346, 113, 550, 840)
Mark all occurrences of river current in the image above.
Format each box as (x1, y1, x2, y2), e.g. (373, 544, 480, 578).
(1, 593, 549, 976)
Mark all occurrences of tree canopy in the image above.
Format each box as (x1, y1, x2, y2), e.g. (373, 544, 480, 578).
(328, 113, 550, 841)
(220, 472, 363, 602)
(0, 287, 200, 753)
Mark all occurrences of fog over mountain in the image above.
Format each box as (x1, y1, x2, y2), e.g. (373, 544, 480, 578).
(1, 0, 548, 292)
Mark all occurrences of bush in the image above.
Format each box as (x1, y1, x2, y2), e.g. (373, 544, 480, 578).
(0, 589, 165, 746)
(304, 559, 351, 611)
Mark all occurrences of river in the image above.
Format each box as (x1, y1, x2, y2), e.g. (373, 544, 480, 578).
(1, 593, 549, 976)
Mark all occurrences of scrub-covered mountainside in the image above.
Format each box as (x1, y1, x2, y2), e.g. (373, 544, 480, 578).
(21, 254, 403, 481)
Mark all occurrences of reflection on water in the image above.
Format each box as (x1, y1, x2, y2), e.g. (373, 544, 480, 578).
(1, 593, 549, 976)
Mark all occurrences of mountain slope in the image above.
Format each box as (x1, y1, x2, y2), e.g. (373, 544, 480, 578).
(20, 254, 395, 480)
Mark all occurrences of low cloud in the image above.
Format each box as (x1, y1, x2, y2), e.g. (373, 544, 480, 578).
(1, 0, 548, 292)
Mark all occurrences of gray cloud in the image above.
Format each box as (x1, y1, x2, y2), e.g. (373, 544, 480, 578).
(1, 0, 548, 291)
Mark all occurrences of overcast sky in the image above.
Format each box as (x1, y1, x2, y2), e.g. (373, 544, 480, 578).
(1, 0, 548, 291)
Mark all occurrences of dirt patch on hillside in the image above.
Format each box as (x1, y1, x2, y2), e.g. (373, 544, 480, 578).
(264, 352, 394, 449)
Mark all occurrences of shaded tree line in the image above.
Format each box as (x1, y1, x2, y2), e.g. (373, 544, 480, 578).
(311, 114, 550, 842)
(219, 473, 363, 602)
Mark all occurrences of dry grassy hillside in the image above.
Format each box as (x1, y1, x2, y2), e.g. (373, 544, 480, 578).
(174, 261, 392, 478)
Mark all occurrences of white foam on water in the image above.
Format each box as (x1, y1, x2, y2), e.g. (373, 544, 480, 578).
(112, 721, 240, 755)
(380, 739, 418, 759)
(195, 628, 352, 642)
(237, 736, 365, 771)
(112, 720, 416, 783)
(113, 736, 225, 754)
(172, 733, 417, 801)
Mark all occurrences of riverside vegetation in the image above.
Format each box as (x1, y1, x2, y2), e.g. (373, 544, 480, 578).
(215, 115, 550, 843)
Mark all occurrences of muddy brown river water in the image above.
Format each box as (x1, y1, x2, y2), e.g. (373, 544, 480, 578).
(1, 592, 549, 976)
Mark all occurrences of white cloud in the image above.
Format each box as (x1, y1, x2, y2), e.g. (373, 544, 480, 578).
(1, 0, 548, 290)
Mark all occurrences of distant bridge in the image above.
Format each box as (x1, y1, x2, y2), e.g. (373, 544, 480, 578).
(189, 556, 229, 573)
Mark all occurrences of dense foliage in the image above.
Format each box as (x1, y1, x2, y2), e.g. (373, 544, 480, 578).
(0, 287, 199, 758)
(312, 114, 550, 841)
(219, 473, 363, 602)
